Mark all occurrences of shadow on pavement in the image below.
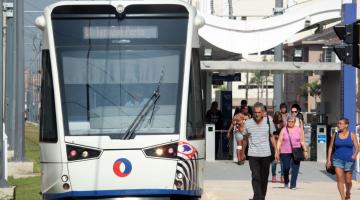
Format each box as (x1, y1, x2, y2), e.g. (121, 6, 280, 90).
(320, 170, 336, 181)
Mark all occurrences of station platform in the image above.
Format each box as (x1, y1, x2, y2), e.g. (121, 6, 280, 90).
(202, 160, 360, 200)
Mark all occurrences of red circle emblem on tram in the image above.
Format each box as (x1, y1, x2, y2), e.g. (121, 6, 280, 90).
(113, 158, 132, 177)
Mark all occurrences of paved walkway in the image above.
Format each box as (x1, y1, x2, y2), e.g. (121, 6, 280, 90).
(202, 160, 360, 200)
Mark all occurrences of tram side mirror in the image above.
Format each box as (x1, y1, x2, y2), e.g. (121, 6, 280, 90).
(195, 15, 205, 28)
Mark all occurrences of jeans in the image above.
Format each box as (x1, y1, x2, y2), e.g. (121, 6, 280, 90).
(271, 160, 284, 176)
(280, 153, 301, 189)
(249, 156, 272, 200)
(333, 158, 355, 171)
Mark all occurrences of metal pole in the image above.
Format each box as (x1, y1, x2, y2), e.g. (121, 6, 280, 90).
(14, 0, 24, 161)
(341, 0, 357, 182)
(5, 6, 14, 151)
(0, 0, 9, 187)
(273, 0, 284, 111)
(274, 46, 283, 111)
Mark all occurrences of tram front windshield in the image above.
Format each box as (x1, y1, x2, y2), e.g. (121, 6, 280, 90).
(52, 10, 188, 136)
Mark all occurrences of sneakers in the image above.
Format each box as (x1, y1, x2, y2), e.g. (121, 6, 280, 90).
(290, 187, 297, 190)
(272, 176, 276, 183)
(280, 176, 284, 183)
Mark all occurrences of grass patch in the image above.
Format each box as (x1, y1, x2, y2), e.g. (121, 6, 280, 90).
(8, 176, 41, 200)
(24, 123, 40, 173)
(8, 123, 41, 200)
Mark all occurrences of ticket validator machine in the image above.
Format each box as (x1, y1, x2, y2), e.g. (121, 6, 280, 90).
(206, 124, 216, 161)
(316, 124, 327, 162)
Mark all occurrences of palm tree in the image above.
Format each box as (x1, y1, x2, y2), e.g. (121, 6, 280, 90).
(250, 72, 274, 105)
(250, 72, 265, 102)
(300, 80, 321, 110)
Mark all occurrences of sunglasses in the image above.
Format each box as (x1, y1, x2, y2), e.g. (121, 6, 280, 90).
(291, 110, 298, 113)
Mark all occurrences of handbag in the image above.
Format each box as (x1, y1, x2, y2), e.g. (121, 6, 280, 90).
(326, 164, 336, 175)
(286, 127, 305, 161)
(326, 132, 337, 175)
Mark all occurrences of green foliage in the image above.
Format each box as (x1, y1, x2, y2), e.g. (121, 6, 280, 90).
(219, 85, 227, 91)
(249, 72, 264, 86)
(25, 123, 40, 173)
(8, 176, 41, 200)
(8, 123, 41, 200)
(299, 80, 321, 100)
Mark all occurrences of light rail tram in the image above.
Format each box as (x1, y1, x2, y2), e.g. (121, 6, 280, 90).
(36, 0, 206, 199)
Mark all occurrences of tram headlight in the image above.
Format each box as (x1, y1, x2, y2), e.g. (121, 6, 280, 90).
(167, 147, 174, 154)
(66, 144, 102, 161)
(70, 150, 77, 158)
(155, 148, 164, 156)
(63, 183, 70, 190)
(82, 151, 89, 158)
(143, 142, 178, 159)
(177, 172, 183, 179)
(61, 175, 69, 182)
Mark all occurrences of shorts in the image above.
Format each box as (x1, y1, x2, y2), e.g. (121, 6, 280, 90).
(332, 158, 355, 171)
(235, 133, 244, 141)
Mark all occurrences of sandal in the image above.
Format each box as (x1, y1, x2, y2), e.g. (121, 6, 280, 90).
(345, 192, 350, 200)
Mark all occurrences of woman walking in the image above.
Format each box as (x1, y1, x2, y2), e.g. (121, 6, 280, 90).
(326, 118, 359, 200)
(271, 111, 285, 183)
(227, 112, 247, 164)
(275, 115, 307, 189)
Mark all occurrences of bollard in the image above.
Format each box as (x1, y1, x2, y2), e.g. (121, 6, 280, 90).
(205, 124, 215, 161)
(316, 124, 327, 163)
(3, 133, 7, 180)
(2, 123, 7, 180)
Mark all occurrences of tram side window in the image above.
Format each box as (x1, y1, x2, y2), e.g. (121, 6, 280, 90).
(187, 49, 204, 140)
(40, 50, 58, 142)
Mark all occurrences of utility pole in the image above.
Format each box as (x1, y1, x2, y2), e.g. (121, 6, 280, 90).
(341, 0, 357, 182)
(273, 0, 284, 111)
(4, 0, 15, 151)
(0, 0, 8, 187)
(14, 0, 24, 161)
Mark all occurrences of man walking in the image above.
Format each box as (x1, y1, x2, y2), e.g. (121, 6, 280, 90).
(241, 102, 277, 200)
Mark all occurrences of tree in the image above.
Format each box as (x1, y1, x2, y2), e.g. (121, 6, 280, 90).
(299, 80, 321, 109)
(250, 72, 272, 104)
(250, 72, 264, 102)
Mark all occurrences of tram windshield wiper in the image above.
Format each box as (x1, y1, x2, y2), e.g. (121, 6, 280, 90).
(122, 69, 164, 140)
(122, 88, 160, 140)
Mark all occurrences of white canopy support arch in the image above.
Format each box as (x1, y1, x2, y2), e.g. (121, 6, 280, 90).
(198, 0, 342, 54)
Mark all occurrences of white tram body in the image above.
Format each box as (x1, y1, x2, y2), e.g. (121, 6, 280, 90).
(36, 1, 205, 199)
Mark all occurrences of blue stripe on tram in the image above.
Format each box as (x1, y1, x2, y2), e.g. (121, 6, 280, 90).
(44, 189, 203, 199)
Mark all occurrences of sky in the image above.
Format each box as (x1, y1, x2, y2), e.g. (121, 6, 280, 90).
(24, 0, 59, 72)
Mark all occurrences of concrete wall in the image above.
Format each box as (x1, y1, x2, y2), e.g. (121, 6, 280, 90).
(308, 45, 323, 62)
(321, 71, 341, 126)
(284, 73, 307, 111)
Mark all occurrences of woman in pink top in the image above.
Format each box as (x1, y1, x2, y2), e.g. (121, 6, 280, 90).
(275, 115, 307, 189)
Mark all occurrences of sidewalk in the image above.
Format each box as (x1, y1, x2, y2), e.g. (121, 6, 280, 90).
(202, 160, 360, 200)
